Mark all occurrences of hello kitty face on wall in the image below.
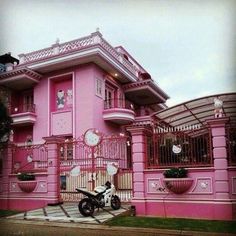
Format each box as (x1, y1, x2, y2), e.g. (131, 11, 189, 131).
(66, 89, 73, 105)
(57, 90, 65, 109)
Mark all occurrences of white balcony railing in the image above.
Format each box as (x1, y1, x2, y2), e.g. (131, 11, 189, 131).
(18, 31, 138, 77)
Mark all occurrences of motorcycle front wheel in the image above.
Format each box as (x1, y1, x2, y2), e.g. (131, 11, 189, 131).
(78, 198, 95, 217)
(111, 195, 121, 210)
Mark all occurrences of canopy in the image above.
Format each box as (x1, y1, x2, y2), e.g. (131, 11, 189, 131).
(154, 93, 236, 128)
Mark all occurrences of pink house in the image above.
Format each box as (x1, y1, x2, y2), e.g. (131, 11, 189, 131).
(0, 31, 235, 220)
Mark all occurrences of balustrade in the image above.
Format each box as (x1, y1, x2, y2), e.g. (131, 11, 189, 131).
(18, 32, 138, 78)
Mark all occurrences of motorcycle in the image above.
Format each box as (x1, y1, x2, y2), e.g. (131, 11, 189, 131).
(76, 181, 121, 217)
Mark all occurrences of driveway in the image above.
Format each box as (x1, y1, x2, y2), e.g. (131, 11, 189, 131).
(6, 202, 130, 224)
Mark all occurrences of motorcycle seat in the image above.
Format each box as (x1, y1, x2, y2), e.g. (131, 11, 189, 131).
(76, 188, 101, 197)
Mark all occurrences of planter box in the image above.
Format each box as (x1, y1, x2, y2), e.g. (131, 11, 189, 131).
(163, 178, 193, 194)
(18, 181, 37, 193)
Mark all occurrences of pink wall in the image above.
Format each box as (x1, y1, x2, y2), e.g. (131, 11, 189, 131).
(0, 173, 48, 211)
(13, 126, 33, 143)
(33, 77, 49, 142)
(92, 65, 120, 134)
(75, 64, 120, 137)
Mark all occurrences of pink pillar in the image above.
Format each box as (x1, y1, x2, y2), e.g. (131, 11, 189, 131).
(0, 144, 14, 209)
(43, 136, 64, 205)
(127, 126, 151, 215)
(207, 117, 233, 219)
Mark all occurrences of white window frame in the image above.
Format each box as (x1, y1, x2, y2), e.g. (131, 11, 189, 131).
(95, 77, 104, 98)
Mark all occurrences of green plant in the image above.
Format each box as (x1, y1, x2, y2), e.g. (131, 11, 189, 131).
(163, 167, 188, 178)
(17, 173, 35, 181)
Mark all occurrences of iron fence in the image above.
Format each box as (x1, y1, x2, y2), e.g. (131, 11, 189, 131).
(227, 126, 236, 166)
(147, 129, 213, 168)
(59, 135, 133, 202)
(11, 143, 48, 173)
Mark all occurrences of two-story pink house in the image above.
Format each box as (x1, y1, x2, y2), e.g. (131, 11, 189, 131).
(0, 31, 235, 220)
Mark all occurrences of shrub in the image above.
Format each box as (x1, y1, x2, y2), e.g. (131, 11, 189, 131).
(17, 173, 35, 181)
(163, 167, 188, 178)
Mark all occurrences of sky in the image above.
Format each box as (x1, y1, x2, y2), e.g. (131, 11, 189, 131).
(0, 0, 235, 107)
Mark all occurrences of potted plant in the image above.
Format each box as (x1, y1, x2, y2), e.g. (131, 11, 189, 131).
(17, 173, 37, 193)
(163, 167, 193, 194)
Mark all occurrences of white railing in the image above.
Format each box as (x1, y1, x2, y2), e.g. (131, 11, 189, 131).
(18, 32, 138, 77)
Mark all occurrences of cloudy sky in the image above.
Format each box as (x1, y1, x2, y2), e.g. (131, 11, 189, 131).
(0, 0, 235, 106)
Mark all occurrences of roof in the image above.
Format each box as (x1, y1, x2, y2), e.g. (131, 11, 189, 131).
(0, 53, 19, 65)
(154, 92, 236, 128)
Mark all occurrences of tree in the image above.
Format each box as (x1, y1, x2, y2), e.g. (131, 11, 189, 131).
(0, 100, 12, 142)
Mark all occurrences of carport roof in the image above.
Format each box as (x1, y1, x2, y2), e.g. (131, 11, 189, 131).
(154, 93, 236, 128)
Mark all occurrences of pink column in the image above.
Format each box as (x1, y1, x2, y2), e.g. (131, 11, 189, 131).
(43, 136, 64, 205)
(127, 126, 151, 215)
(207, 117, 233, 219)
(0, 144, 14, 209)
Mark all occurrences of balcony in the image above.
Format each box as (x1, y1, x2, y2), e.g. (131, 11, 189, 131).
(103, 99, 135, 124)
(10, 103, 36, 125)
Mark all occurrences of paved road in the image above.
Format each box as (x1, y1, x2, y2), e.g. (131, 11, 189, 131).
(1, 203, 235, 236)
(1, 219, 235, 236)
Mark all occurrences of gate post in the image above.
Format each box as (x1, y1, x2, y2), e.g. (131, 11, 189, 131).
(127, 126, 152, 215)
(43, 136, 64, 205)
(207, 117, 233, 219)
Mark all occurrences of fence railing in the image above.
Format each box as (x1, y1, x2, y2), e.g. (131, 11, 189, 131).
(12, 144, 48, 173)
(227, 126, 236, 166)
(10, 103, 35, 114)
(104, 98, 134, 110)
(146, 129, 213, 168)
(59, 135, 132, 201)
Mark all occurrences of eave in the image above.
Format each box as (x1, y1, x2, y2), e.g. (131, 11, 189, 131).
(0, 68, 42, 90)
(123, 79, 170, 105)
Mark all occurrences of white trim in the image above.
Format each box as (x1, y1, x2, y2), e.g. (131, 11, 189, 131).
(188, 177, 213, 195)
(103, 110, 135, 122)
(27, 48, 137, 82)
(95, 77, 104, 98)
(146, 177, 167, 194)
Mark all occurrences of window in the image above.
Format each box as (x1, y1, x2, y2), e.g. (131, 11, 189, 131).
(23, 91, 34, 112)
(105, 85, 115, 109)
(95, 78, 104, 98)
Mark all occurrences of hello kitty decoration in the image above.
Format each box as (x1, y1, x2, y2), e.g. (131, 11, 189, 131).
(66, 89, 73, 106)
(56, 88, 73, 110)
(57, 90, 65, 109)
(107, 162, 118, 175)
(214, 98, 223, 118)
(172, 144, 182, 154)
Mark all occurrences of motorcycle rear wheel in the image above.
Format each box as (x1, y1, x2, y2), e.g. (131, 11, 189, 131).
(78, 198, 95, 217)
(111, 195, 121, 210)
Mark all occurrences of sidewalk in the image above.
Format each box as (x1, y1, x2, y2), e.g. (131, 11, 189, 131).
(6, 202, 130, 224)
